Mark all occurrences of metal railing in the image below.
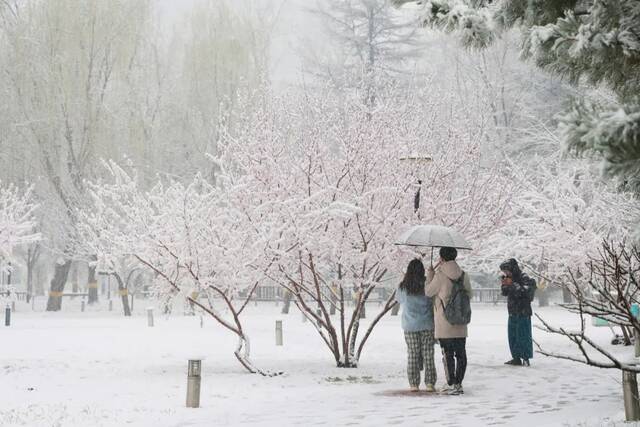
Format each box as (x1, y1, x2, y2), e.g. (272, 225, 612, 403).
(242, 286, 506, 304)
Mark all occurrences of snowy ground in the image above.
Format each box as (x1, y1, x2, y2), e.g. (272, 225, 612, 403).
(0, 299, 638, 427)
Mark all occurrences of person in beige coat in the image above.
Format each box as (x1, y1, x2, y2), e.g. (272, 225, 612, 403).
(425, 247, 472, 395)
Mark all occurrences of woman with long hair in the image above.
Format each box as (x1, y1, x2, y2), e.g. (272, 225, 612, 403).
(396, 258, 436, 392)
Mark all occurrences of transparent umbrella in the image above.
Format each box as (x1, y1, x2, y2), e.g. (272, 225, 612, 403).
(395, 224, 472, 265)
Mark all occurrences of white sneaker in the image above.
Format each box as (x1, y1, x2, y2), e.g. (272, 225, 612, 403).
(440, 384, 454, 394)
(409, 385, 419, 392)
(447, 384, 463, 395)
(424, 383, 435, 392)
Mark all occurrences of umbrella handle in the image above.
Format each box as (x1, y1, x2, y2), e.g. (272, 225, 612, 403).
(430, 247, 434, 268)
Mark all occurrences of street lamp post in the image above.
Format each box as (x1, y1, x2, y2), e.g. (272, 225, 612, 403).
(392, 154, 432, 316)
(399, 154, 432, 215)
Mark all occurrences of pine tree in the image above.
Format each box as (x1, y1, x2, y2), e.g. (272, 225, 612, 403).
(393, 0, 640, 196)
(304, 0, 424, 109)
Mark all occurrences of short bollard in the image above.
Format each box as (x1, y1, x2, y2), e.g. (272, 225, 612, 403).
(275, 320, 283, 346)
(391, 303, 399, 316)
(186, 359, 202, 408)
(147, 307, 154, 327)
(623, 370, 640, 421)
(108, 300, 113, 311)
(81, 300, 85, 312)
(5, 304, 10, 326)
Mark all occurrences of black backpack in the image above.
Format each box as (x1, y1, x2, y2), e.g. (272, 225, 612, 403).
(443, 272, 472, 325)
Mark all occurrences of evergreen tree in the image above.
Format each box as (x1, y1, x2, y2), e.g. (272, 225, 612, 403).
(304, 0, 424, 108)
(393, 0, 640, 196)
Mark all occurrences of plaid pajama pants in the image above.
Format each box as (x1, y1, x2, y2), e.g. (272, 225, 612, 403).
(404, 330, 437, 387)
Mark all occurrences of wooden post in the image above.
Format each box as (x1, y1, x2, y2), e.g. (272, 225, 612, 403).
(186, 359, 202, 408)
(391, 302, 399, 316)
(623, 370, 640, 421)
(275, 320, 283, 346)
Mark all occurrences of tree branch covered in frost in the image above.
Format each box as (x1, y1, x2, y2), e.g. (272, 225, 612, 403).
(535, 312, 640, 372)
(391, 0, 495, 49)
(477, 153, 640, 284)
(393, 0, 640, 219)
(560, 99, 640, 196)
(82, 162, 279, 376)
(218, 82, 513, 367)
(535, 241, 640, 372)
(0, 182, 40, 268)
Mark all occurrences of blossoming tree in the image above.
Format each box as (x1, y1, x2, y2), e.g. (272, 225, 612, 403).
(479, 154, 640, 301)
(0, 182, 39, 301)
(218, 85, 513, 367)
(83, 163, 276, 375)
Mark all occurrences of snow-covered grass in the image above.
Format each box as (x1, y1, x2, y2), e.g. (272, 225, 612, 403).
(0, 300, 637, 427)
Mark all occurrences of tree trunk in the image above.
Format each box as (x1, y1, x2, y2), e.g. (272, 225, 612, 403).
(26, 261, 33, 303)
(562, 285, 573, 304)
(537, 287, 549, 307)
(355, 288, 366, 319)
(112, 273, 131, 316)
(35, 265, 44, 296)
(87, 263, 98, 304)
(25, 245, 40, 303)
(71, 263, 79, 294)
(45, 260, 72, 311)
(329, 286, 337, 316)
(281, 290, 292, 314)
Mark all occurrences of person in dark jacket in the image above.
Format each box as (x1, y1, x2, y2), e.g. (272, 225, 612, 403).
(500, 258, 536, 366)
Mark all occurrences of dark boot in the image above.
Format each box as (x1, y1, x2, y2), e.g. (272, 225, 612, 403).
(504, 358, 522, 366)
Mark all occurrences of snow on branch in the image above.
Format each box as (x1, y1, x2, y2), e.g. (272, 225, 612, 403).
(83, 161, 279, 375)
(218, 83, 512, 366)
(0, 182, 40, 269)
(535, 240, 640, 372)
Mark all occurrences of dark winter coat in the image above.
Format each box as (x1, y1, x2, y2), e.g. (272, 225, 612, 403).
(500, 258, 536, 317)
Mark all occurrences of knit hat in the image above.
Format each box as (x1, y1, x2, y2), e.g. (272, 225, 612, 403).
(499, 258, 522, 279)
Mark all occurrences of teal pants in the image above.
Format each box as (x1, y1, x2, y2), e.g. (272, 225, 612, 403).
(508, 315, 533, 360)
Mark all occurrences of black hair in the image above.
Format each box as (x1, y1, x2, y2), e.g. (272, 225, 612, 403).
(399, 258, 426, 295)
(499, 258, 522, 281)
(439, 246, 457, 261)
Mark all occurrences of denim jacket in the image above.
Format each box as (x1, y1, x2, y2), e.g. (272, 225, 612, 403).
(395, 288, 434, 332)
